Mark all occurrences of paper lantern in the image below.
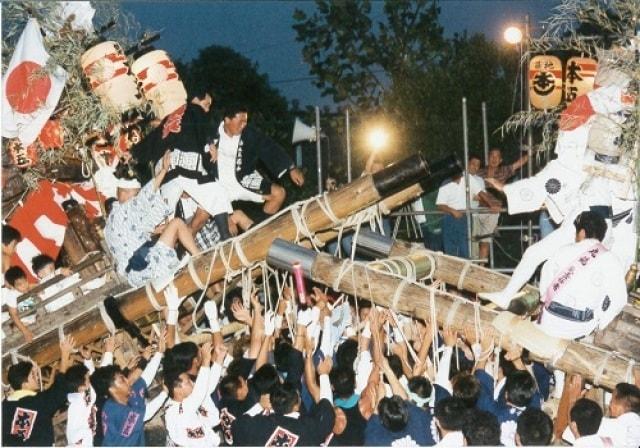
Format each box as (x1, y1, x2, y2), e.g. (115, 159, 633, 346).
(8, 139, 38, 168)
(564, 57, 597, 104)
(529, 55, 563, 110)
(80, 41, 141, 113)
(38, 119, 64, 149)
(131, 50, 187, 120)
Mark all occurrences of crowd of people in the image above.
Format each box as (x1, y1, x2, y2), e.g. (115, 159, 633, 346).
(1, 83, 638, 447)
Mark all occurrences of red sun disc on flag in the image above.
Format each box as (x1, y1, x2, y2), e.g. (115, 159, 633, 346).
(5, 61, 52, 114)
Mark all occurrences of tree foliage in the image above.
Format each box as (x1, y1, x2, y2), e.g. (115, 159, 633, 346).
(179, 45, 292, 146)
(293, 0, 443, 109)
(293, 0, 519, 160)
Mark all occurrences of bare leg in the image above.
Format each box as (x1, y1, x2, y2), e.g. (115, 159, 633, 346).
(189, 208, 210, 235)
(231, 210, 253, 231)
(479, 242, 490, 265)
(263, 184, 286, 215)
(158, 218, 200, 255)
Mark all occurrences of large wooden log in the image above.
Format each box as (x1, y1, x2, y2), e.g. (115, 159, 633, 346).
(2, 154, 437, 369)
(266, 240, 638, 390)
(354, 229, 640, 360)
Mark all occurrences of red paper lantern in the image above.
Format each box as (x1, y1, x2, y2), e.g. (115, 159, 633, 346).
(38, 119, 64, 149)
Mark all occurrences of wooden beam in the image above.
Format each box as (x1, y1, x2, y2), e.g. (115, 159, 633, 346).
(3, 155, 434, 369)
(266, 240, 638, 390)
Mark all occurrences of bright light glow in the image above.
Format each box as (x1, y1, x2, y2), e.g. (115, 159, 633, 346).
(504, 26, 523, 45)
(368, 127, 389, 151)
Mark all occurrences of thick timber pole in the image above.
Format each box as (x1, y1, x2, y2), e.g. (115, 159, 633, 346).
(4, 154, 441, 369)
(267, 240, 638, 391)
(355, 230, 640, 359)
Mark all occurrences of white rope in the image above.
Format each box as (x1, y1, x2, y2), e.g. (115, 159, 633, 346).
(594, 352, 612, 387)
(145, 283, 164, 311)
(389, 309, 419, 364)
(456, 261, 472, 291)
(188, 259, 207, 290)
(423, 252, 437, 281)
(332, 259, 353, 292)
(97, 301, 116, 335)
(57, 325, 65, 343)
(625, 359, 636, 384)
(391, 280, 409, 311)
(445, 298, 463, 328)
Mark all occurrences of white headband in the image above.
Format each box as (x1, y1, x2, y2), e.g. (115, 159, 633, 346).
(117, 178, 141, 189)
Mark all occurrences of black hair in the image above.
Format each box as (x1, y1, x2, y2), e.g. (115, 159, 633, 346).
(104, 197, 117, 215)
(573, 211, 607, 241)
(329, 366, 356, 399)
(452, 372, 481, 408)
(223, 288, 243, 323)
(462, 409, 501, 446)
(613, 382, 640, 414)
(90, 365, 122, 400)
(570, 398, 603, 437)
(113, 160, 139, 181)
(505, 370, 536, 407)
(189, 86, 211, 101)
(222, 103, 249, 120)
(31, 254, 55, 276)
(270, 381, 299, 414)
(163, 342, 199, 374)
(434, 397, 467, 431)
(2, 225, 21, 246)
(449, 347, 474, 379)
(378, 395, 409, 432)
(7, 361, 33, 390)
(5, 266, 27, 287)
(164, 368, 186, 399)
(469, 152, 482, 162)
(219, 374, 244, 400)
(252, 364, 280, 396)
(408, 376, 432, 403)
(335, 339, 358, 371)
(386, 354, 403, 380)
(273, 338, 293, 373)
(65, 363, 90, 393)
(516, 408, 553, 446)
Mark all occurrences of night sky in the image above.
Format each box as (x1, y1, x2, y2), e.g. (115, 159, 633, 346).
(123, 0, 561, 107)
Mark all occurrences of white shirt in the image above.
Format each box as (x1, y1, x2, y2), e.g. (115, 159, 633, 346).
(599, 413, 640, 448)
(2, 287, 21, 324)
(434, 430, 464, 447)
(537, 238, 627, 339)
(436, 174, 483, 211)
(165, 364, 222, 447)
(66, 388, 97, 446)
(217, 122, 241, 187)
(574, 433, 614, 447)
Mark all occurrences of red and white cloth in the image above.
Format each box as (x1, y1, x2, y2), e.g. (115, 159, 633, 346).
(8, 180, 102, 282)
(2, 18, 67, 146)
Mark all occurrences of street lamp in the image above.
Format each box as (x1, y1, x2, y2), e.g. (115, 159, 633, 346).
(367, 127, 389, 152)
(503, 26, 523, 45)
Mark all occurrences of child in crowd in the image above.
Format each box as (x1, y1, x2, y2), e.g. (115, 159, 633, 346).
(2, 266, 34, 341)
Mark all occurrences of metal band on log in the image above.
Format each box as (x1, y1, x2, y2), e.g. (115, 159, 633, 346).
(266, 239, 638, 390)
(2, 154, 443, 370)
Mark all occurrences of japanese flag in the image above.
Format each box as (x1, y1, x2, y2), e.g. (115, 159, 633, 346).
(2, 18, 67, 146)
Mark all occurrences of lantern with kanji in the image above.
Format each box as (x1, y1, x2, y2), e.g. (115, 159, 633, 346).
(564, 57, 597, 104)
(8, 139, 38, 168)
(80, 41, 141, 113)
(529, 55, 563, 109)
(131, 50, 187, 120)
